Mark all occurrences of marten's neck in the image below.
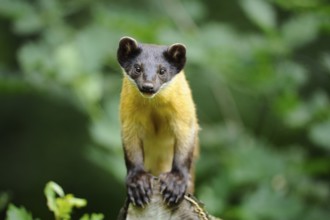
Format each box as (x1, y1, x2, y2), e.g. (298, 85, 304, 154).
(122, 71, 186, 106)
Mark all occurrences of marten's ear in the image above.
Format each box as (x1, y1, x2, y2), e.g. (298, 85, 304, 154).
(165, 43, 186, 72)
(117, 37, 141, 67)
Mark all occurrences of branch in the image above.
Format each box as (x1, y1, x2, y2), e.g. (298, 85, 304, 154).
(117, 179, 222, 220)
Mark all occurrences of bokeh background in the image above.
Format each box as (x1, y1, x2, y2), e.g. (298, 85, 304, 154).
(1, 0, 330, 219)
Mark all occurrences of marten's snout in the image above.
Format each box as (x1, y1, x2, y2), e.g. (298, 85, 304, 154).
(141, 82, 155, 94)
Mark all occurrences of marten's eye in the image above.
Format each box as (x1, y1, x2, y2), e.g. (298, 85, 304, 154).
(159, 67, 167, 75)
(134, 64, 142, 73)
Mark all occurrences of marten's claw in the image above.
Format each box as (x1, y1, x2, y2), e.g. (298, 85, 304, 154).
(126, 170, 153, 207)
(160, 170, 188, 206)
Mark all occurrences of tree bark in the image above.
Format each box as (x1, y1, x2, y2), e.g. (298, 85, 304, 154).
(117, 178, 222, 220)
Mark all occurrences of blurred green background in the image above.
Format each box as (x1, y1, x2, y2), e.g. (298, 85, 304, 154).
(0, 0, 330, 219)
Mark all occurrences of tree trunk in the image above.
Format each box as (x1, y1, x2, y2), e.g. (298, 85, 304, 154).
(117, 178, 222, 220)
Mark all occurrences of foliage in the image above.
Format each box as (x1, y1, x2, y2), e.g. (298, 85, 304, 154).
(0, 0, 329, 219)
(6, 204, 35, 220)
(6, 182, 103, 220)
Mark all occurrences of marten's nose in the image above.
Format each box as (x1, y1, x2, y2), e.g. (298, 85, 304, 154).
(141, 83, 154, 93)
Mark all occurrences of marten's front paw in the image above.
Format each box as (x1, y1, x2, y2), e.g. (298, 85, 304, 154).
(126, 169, 153, 207)
(159, 170, 188, 206)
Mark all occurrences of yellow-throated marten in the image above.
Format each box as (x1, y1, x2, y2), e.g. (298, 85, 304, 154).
(117, 37, 199, 207)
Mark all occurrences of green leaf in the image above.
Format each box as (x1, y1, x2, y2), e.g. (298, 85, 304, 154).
(45, 181, 65, 216)
(55, 194, 87, 220)
(240, 0, 276, 31)
(80, 213, 104, 220)
(6, 204, 34, 220)
(46, 181, 65, 197)
(241, 185, 303, 220)
(309, 118, 330, 150)
(0, 192, 10, 212)
(321, 53, 330, 74)
(285, 103, 311, 128)
(59, 194, 87, 209)
(54, 43, 82, 83)
(276, 61, 307, 89)
(45, 181, 88, 220)
(281, 14, 320, 49)
(0, 1, 43, 34)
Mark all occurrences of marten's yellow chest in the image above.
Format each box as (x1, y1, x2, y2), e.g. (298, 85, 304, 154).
(120, 73, 196, 176)
(139, 109, 175, 176)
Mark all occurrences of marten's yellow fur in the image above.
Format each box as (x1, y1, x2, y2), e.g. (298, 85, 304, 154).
(120, 71, 199, 179)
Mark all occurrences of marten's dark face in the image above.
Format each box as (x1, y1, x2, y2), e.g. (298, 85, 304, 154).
(117, 37, 186, 98)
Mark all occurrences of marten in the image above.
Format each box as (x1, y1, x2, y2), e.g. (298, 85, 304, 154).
(117, 36, 199, 207)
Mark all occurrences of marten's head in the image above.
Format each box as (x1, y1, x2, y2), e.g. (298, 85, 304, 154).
(117, 36, 186, 98)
